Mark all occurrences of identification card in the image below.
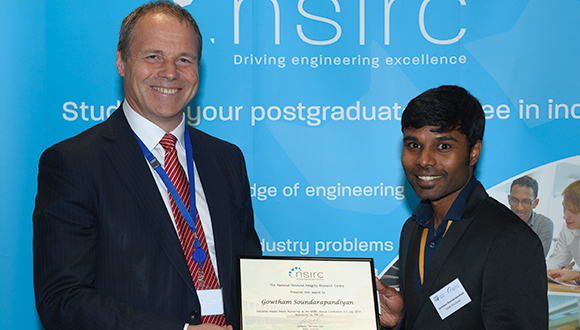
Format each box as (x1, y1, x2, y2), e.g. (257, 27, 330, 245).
(429, 278, 471, 320)
(198, 289, 224, 316)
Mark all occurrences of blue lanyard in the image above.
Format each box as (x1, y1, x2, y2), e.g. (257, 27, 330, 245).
(134, 128, 207, 269)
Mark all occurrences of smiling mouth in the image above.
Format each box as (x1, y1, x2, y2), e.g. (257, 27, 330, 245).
(152, 86, 179, 94)
(417, 175, 443, 181)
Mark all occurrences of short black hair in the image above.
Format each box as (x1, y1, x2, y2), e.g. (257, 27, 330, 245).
(511, 175, 539, 199)
(401, 85, 485, 152)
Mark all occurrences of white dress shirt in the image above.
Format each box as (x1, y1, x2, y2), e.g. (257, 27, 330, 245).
(547, 223, 580, 270)
(123, 102, 220, 280)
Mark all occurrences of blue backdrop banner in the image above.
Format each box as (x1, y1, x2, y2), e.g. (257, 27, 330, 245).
(3, 0, 580, 328)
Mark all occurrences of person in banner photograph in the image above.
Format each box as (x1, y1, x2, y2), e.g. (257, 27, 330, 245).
(547, 180, 580, 282)
(33, 1, 261, 330)
(508, 175, 554, 257)
(375, 85, 548, 329)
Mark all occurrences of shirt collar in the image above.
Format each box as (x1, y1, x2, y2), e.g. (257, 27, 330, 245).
(527, 212, 535, 226)
(564, 225, 580, 238)
(413, 175, 478, 227)
(123, 100, 186, 150)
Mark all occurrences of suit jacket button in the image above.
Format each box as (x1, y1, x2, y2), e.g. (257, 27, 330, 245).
(189, 310, 200, 320)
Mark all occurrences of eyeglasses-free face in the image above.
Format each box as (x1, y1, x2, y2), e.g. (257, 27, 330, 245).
(563, 200, 580, 230)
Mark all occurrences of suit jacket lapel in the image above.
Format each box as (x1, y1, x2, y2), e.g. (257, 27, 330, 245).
(403, 221, 422, 328)
(406, 183, 488, 328)
(409, 214, 474, 327)
(188, 127, 233, 277)
(101, 108, 197, 295)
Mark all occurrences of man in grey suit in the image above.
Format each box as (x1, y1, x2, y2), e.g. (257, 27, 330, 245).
(33, 1, 261, 329)
(376, 85, 547, 329)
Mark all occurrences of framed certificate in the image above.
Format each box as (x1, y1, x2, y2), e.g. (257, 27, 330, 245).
(238, 256, 380, 330)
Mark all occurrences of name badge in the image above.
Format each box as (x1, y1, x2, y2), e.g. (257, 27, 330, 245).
(429, 278, 471, 320)
(197, 289, 225, 316)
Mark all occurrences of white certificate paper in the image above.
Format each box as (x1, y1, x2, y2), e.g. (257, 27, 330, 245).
(238, 257, 380, 330)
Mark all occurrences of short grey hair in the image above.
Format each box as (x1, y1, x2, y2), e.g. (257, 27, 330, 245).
(117, 0, 202, 67)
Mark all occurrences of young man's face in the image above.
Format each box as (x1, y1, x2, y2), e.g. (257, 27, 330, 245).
(508, 184, 538, 223)
(563, 199, 580, 230)
(401, 126, 481, 206)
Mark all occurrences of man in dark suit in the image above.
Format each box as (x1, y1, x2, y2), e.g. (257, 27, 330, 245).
(376, 85, 548, 329)
(33, 1, 261, 329)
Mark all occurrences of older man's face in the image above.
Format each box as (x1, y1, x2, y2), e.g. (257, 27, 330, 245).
(116, 12, 199, 132)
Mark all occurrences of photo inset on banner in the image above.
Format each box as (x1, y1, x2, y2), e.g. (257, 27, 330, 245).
(487, 154, 580, 329)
